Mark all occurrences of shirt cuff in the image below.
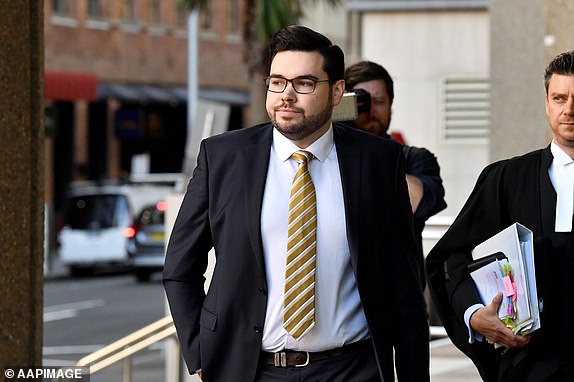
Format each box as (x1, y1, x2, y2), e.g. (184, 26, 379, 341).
(464, 303, 485, 343)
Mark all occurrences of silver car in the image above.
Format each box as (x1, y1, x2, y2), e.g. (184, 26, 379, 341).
(126, 201, 167, 282)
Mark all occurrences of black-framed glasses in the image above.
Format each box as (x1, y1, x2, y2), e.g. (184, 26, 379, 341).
(264, 76, 330, 94)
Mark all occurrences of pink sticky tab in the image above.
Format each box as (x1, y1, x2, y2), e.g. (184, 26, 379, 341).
(502, 276, 515, 297)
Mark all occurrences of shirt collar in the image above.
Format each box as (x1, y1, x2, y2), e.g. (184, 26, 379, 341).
(272, 125, 334, 162)
(551, 140, 574, 166)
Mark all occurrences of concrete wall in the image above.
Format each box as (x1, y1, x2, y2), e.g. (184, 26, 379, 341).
(489, 0, 547, 162)
(490, 0, 574, 163)
(359, 11, 490, 215)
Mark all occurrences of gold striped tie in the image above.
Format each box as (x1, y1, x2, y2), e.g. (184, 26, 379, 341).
(283, 150, 316, 340)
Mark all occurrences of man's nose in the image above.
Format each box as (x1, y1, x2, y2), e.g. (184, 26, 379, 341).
(565, 95, 574, 115)
(281, 82, 297, 101)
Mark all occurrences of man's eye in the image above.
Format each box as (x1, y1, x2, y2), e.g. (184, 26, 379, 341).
(271, 79, 284, 86)
(296, 80, 315, 88)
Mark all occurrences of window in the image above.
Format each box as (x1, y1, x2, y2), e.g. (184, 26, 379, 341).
(174, 0, 188, 29)
(121, 0, 136, 22)
(442, 77, 490, 141)
(87, 0, 102, 18)
(86, 0, 111, 29)
(226, 0, 240, 35)
(199, 2, 213, 31)
(51, 0, 77, 26)
(148, 0, 162, 24)
(52, 0, 69, 14)
(64, 194, 130, 229)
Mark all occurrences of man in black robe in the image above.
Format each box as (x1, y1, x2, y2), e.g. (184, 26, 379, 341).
(426, 50, 574, 382)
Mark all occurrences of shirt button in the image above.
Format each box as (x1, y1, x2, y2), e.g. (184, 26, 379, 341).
(253, 324, 263, 333)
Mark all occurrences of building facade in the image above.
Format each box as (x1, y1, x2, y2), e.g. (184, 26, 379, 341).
(44, 0, 250, 212)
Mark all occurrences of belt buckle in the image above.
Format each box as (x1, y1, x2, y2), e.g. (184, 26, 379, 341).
(273, 352, 288, 367)
(294, 351, 310, 367)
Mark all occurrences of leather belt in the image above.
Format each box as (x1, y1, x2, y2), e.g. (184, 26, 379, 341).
(261, 339, 371, 368)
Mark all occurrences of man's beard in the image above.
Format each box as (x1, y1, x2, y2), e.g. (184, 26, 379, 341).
(271, 96, 333, 142)
(354, 115, 390, 137)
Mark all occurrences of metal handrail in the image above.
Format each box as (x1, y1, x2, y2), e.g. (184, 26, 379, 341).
(72, 315, 177, 381)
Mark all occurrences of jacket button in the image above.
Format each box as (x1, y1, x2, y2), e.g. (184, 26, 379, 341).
(253, 324, 263, 333)
(258, 287, 267, 295)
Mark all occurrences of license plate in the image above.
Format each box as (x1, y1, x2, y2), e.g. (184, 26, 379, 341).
(150, 233, 165, 241)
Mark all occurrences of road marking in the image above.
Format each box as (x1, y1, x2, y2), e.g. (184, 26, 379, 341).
(44, 299, 105, 322)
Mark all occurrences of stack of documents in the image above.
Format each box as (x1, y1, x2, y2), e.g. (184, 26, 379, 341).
(469, 223, 540, 335)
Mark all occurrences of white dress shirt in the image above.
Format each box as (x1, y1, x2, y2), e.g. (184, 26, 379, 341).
(549, 141, 574, 232)
(260, 126, 369, 352)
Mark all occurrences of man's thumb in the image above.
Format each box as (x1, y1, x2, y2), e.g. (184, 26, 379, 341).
(489, 292, 503, 311)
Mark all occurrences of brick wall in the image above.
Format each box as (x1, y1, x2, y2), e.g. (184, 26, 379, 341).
(44, 0, 249, 89)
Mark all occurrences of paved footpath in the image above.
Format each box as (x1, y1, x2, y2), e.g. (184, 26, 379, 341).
(431, 337, 482, 381)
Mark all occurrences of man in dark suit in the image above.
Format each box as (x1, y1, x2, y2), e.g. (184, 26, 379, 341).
(163, 25, 429, 382)
(344, 60, 447, 287)
(426, 50, 574, 382)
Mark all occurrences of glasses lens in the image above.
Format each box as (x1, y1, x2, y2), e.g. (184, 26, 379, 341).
(266, 77, 286, 93)
(292, 78, 316, 94)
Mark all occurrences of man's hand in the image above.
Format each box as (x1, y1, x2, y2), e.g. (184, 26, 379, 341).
(470, 292, 530, 348)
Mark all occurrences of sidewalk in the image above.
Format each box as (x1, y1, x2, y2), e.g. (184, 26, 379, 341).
(430, 337, 482, 381)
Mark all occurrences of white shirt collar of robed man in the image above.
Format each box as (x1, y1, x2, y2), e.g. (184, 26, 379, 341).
(272, 124, 334, 163)
(550, 140, 574, 232)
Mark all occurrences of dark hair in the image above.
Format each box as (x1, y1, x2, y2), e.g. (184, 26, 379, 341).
(344, 61, 394, 102)
(268, 25, 345, 83)
(544, 50, 574, 94)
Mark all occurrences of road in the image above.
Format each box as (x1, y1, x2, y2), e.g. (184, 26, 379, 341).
(43, 271, 169, 381)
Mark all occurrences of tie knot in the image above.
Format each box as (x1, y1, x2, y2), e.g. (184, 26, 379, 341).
(292, 150, 313, 165)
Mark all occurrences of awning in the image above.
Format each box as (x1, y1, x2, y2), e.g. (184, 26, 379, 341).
(45, 71, 98, 101)
(97, 83, 250, 105)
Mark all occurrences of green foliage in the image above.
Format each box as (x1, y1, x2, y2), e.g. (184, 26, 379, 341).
(256, 1, 298, 46)
(180, 0, 342, 74)
(179, 0, 207, 11)
(256, 0, 341, 45)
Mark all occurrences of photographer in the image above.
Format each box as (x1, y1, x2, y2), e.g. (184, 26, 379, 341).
(344, 61, 447, 287)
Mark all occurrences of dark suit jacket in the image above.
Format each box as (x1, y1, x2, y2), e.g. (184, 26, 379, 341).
(426, 146, 574, 381)
(163, 122, 429, 382)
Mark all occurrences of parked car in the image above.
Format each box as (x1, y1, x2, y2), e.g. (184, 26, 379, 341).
(58, 183, 172, 276)
(126, 201, 167, 282)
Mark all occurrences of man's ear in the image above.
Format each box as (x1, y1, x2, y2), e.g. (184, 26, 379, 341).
(332, 79, 345, 106)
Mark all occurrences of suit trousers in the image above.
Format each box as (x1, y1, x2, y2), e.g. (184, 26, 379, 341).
(500, 349, 564, 382)
(254, 343, 381, 382)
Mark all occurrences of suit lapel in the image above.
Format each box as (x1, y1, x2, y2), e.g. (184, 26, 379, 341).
(333, 124, 361, 273)
(242, 124, 273, 275)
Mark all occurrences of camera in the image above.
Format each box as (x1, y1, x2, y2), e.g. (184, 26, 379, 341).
(332, 88, 371, 122)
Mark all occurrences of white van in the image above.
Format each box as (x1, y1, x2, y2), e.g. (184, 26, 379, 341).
(58, 183, 173, 276)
